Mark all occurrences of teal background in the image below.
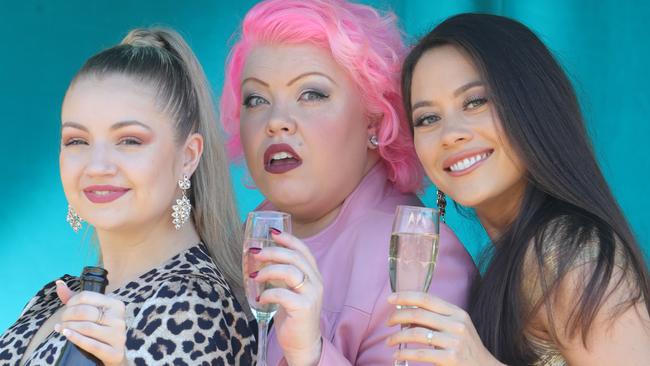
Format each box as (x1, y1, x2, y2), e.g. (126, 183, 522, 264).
(1, 0, 648, 333)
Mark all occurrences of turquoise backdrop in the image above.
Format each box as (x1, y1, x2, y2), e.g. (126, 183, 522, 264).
(1, 0, 648, 332)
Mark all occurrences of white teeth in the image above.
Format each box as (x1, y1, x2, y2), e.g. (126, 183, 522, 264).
(271, 152, 294, 160)
(94, 191, 110, 196)
(449, 152, 491, 172)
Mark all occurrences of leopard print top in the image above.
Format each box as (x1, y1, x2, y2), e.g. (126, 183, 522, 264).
(0, 243, 256, 365)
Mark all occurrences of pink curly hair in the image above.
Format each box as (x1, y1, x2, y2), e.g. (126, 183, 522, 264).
(219, 0, 423, 193)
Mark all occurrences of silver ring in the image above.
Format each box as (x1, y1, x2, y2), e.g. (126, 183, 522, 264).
(96, 306, 106, 325)
(291, 273, 307, 291)
(426, 330, 434, 347)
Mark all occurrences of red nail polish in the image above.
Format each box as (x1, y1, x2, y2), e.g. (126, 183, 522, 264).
(270, 227, 281, 235)
(249, 271, 258, 279)
(255, 295, 260, 302)
(248, 247, 262, 254)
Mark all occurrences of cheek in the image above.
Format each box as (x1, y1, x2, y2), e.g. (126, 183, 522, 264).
(414, 132, 438, 168)
(240, 116, 265, 166)
(59, 152, 85, 193)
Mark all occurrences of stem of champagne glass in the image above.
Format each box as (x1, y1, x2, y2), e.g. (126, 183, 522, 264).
(394, 322, 409, 366)
(257, 317, 270, 366)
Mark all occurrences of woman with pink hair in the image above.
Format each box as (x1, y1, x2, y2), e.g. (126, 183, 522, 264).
(220, 0, 476, 364)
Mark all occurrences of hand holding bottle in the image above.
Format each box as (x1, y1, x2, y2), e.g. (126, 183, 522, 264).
(55, 279, 127, 366)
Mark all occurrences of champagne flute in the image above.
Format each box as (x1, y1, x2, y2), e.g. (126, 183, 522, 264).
(243, 211, 291, 366)
(388, 205, 440, 366)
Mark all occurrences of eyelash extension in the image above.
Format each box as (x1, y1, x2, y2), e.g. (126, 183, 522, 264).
(300, 89, 330, 101)
(463, 95, 488, 108)
(242, 94, 267, 107)
(413, 114, 440, 127)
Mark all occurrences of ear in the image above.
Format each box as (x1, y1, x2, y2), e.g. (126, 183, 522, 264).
(181, 133, 204, 177)
(366, 113, 382, 149)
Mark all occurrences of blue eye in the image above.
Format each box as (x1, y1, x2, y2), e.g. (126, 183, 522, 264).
(299, 89, 329, 102)
(463, 96, 488, 110)
(63, 138, 88, 146)
(413, 114, 440, 127)
(243, 94, 269, 108)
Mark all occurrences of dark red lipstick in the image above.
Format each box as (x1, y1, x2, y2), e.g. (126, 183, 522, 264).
(263, 143, 302, 174)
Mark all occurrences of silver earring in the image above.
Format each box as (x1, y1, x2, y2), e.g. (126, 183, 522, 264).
(369, 135, 379, 147)
(66, 205, 83, 233)
(436, 190, 447, 222)
(172, 175, 192, 230)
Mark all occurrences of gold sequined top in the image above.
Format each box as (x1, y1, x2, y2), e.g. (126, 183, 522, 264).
(520, 217, 627, 366)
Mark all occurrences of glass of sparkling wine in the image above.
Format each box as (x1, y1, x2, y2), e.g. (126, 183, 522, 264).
(243, 211, 291, 366)
(389, 205, 440, 366)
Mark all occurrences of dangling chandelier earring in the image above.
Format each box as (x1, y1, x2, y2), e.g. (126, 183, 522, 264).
(436, 189, 447, 222)
(172, 175, 192, 230)
(66, 205, 83, 233)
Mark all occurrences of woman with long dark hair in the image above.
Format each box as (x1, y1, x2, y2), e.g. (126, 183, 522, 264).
(387, 13, 650, 365)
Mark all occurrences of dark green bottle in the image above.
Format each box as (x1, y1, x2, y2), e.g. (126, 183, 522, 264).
(54, 266, 109, 366)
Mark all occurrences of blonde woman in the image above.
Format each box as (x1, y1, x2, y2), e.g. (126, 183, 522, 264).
(0, 28, 255, 365)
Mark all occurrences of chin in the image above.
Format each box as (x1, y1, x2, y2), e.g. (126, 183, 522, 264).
(445, 191, 486, 209)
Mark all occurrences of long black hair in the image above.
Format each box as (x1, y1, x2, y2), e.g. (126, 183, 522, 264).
(401, 13, 650, 364)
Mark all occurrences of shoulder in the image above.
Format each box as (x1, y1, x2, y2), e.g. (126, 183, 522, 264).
(523, 212, 643, 337)
(129, 244, 249, 324)
(19, 274, 77, 317)
(126, 272, 255, 365)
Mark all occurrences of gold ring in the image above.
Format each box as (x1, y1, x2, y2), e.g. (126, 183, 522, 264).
(426, 330, 434, 347)
(291, 273, 307, 291)
(96, 306, 106, 325)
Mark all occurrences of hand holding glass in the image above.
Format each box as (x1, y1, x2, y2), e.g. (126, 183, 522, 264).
(243, 211, 291, 366)
(389, 205, 440, 366)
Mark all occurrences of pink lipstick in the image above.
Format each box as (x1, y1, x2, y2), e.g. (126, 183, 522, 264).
(442, 148, 494, 177)
(83, 185, 130, 203)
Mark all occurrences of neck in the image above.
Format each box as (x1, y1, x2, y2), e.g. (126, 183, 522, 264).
(291, 151, 380, 238)
(291, 204, 342, 238)
(475, 179, 527, 241)
(95, 217, 200, 292)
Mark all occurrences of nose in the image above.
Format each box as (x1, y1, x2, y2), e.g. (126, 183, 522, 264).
(439, 113, 473, 148)
(266, 103, 297, 136)
(85, 143, 117, 177)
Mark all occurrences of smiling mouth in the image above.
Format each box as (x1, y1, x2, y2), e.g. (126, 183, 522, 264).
(83, 187, 130, 203)
(446, 151, 493, 173)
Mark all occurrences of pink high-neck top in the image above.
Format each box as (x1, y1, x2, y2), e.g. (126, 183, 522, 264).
(258, 163, 477, 365)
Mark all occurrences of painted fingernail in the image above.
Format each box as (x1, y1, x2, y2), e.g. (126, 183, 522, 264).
(55, 280, 65, 288)
(255, 295, 260, 302)
(248, 247, 262, 254)
(54, 324, 61, 333)
(270, 227, 281, 235)
(249, 271, 259, 279)
(62, 329, 71, 337)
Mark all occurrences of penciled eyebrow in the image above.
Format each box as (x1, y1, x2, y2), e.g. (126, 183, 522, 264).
(241, 72, 337, 88)
(287, 72, 337, 86)
(241, 77, 269, 88)
(411, 80, 485, 112)
(61, 120, 152, 131)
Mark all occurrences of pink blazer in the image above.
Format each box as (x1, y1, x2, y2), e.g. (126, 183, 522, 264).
(258, 163, 477, 365)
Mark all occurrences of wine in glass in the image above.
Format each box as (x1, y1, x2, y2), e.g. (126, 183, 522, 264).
(388, 205, 440, 366)
(243, 211, 291, 366)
